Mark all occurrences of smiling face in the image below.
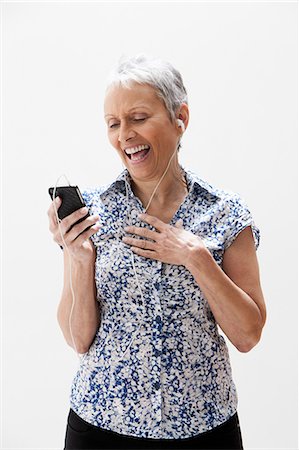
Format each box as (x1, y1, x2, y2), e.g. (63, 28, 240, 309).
(104, 82, 186, 183)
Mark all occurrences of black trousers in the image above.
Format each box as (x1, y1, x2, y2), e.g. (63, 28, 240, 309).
(64, 408, 244, 449)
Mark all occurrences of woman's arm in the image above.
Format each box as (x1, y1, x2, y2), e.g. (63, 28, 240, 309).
(186, 226, 267, 353)
(57, 248, 101, 354)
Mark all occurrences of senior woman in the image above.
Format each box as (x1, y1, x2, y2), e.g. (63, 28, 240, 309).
(48, 54, 267, 450)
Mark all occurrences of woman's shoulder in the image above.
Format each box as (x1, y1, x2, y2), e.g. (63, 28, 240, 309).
(185, 169, 260, 250)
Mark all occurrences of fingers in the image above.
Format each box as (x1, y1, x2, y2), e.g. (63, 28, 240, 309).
(130, 246, 156, 260)
(122, 235, 156, 250)
(47, 196, 100, 246)
(124, 218, 183, 241)
(61, 207, 89, 234)
(65, 214, 99, 240)
(54, 214, 99, 247)
(72, 222, 101, 248)
(124, 225, 158, 241)
(138, 213, 166, 231)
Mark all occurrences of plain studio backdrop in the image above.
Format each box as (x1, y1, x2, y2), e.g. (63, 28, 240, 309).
(2, 1, 297, 449)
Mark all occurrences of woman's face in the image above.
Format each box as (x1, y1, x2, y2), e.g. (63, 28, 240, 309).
(104, 82, 184, 182)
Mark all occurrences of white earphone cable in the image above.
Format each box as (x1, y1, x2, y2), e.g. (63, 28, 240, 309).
(52, 174, 85, 362)
(117, 144, 179, 359)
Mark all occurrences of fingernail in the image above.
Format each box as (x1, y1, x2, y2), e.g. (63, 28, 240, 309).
(81, 207, 88, 214)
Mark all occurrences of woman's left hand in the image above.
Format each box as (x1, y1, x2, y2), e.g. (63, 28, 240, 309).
(122, 213, 206, 266)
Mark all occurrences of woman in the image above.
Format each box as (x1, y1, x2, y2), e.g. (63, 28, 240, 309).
(47, 54, 267, 450)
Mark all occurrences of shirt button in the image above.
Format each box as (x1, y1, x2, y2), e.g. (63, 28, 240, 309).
(153, 381, 160, 390)
(156, 315, 162, 323)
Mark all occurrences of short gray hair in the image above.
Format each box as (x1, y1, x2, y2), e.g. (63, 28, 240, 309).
(105, 53, 188, 126)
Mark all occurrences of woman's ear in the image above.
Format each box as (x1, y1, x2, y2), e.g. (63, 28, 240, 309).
(176, 103, 189, 132)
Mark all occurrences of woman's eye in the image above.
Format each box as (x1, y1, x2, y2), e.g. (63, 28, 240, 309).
(108, 118, 146, 128)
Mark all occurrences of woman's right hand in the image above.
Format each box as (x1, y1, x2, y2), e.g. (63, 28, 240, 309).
(47, 196, 101, 263)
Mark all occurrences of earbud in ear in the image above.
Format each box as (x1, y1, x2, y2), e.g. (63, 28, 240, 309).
(177, 119, 185, 132)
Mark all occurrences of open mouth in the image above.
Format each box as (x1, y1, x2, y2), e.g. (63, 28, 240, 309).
(124, 144, 151, 162)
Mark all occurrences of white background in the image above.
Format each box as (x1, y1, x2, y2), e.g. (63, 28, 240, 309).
(2, 1, 298, 449)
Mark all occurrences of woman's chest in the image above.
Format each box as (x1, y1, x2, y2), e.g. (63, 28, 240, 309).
(145, 196, 188, 225)
(91, 194, 227, 283)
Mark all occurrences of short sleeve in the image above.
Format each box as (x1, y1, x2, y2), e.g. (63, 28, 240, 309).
(223, 194, 261, 251)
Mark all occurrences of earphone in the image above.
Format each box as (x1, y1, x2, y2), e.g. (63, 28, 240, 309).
(177, 118, 185, 133)
(52, 139, 183, 365)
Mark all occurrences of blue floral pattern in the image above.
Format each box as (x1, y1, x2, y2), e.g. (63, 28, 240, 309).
(69, 165, 260, 439)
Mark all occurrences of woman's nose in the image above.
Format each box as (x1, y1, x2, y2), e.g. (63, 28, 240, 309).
(118, 122, 136, 143)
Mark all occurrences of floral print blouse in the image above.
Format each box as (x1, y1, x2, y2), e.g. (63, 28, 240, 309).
(69, 165, 260, 439)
